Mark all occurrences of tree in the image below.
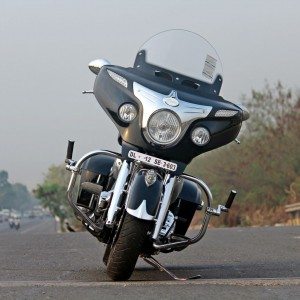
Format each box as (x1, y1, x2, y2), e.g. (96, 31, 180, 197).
(34, 164, 75, 230)
(0, 170, 8, 187)
(34, 182, 68, 225)
(0, 170, 36, 211)
(188, 82, 300, 226)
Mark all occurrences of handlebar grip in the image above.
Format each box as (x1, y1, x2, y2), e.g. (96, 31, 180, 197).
(225, 190, 237, 209)
(66, 140, 75, 161)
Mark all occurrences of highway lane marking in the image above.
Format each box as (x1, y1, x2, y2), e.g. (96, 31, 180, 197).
(0, 278, 299, 288)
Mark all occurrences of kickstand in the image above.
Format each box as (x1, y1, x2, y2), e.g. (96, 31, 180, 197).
(141, 255, 202, 281)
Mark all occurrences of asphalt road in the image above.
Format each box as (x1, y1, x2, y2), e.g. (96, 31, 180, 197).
(0, 217, 57, 234)
(0, 218, 299, 299)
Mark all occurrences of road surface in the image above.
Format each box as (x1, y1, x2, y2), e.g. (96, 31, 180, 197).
(0, 218, 299, 299)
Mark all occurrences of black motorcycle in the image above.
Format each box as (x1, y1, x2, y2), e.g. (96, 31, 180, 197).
(65, 29, 249, 281)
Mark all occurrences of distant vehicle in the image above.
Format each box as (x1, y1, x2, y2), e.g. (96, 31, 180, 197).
(1, 209, 10, 221)
(23, 211, 31, 218)
(29, 205, 46, 219)
(8, 213, 21, 230)
(29, 211, 35, 218)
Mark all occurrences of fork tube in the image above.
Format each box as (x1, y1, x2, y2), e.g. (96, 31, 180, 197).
(152, 176, 176, 240)
(106, 161, 130, 226)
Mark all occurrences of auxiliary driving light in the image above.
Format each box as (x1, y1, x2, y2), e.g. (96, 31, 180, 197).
(118, 103, 137, 123)
(191, 127, 210, 146)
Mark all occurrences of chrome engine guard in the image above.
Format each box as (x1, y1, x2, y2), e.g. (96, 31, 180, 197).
(66, 150, 233, 249)
(152, 174, 213, 251)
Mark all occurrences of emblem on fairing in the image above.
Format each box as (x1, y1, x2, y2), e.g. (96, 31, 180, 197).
(163, 90, 179, 107)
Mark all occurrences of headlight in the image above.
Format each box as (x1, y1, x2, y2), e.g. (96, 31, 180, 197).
(148, 110, 181, 145)
(191, 127, 210, 146)
(118, 103, 137, 123)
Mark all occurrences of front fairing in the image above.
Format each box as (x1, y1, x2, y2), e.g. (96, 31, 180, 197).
(93, 29, 246, 168)
(93, 65, 243, 165)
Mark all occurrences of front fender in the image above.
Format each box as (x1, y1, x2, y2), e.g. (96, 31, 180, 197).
(126, 169, 163, 220)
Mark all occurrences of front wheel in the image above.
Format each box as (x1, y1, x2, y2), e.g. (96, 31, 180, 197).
(106, 213, 151, 281)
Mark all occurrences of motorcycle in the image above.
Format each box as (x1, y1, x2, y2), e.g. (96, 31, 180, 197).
(65, 29, 249, 281)
(8, 215, 20, 230)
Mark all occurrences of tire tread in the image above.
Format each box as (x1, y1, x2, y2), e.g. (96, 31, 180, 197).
(106, 213, 150, 281)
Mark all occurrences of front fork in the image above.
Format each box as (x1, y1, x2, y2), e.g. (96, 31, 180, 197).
(105, 161, 130, 226)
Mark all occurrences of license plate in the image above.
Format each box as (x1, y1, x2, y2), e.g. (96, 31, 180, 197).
(128, 150, 177, 172)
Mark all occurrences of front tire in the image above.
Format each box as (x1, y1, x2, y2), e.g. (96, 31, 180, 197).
(106, 213, 151, 281)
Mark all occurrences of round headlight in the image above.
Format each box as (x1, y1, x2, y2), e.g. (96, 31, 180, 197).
(191, 127, 210, 146)
(148, 110, 181, 145)
(118, 103, 137, 123)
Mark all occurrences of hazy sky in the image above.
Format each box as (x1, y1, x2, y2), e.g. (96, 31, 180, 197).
(1, 0, 300, 189)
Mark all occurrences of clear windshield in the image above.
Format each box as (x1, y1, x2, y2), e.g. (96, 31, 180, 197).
(136, 29, 223, 85)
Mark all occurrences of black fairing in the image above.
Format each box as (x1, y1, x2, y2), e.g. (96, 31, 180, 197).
(93, 64, 243, 171)
(77, 153, 117, 209)
(126, 169, 163, 216)
(172, 179, 202, 235)
(82, 154, 117, 175)
(178, 179, 202, 205)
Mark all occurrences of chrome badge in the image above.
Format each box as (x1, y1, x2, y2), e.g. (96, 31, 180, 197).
(163, 90, 179, 107)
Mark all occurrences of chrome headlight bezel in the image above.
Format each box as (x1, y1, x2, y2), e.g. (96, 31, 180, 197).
(146, 109, 181, 145)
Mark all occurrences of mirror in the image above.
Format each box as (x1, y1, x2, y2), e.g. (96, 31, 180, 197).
(88, 58, 111, 75)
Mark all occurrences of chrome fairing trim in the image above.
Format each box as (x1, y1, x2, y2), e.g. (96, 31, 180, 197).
(133, 82, 212, 147)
